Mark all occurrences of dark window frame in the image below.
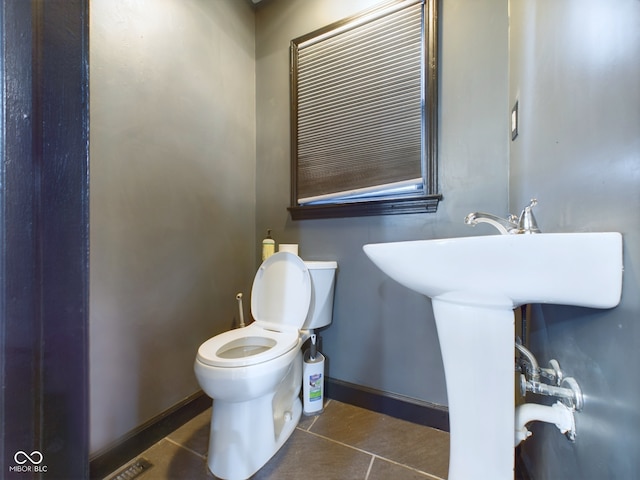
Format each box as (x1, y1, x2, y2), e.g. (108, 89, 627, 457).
(288, 0, 441, 221)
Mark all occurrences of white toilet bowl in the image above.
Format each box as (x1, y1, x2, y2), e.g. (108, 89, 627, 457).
(194, 252, 337, 480)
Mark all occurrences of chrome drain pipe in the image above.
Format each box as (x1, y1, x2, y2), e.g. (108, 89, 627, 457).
(520, 375, 584, 411)
(515, 342, 584, 445)
(515, 401, 576, 446)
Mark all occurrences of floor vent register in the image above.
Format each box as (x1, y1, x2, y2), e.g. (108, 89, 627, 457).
(107, 458, 153, 480)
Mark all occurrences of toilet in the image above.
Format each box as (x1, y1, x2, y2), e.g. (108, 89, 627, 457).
(194, 252, 337, 480)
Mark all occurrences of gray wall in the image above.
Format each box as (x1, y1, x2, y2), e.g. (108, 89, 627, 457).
(255, 0, 509, 405)
(89, 0, 256, 454)
(89, 0, 639, 476)
(509, 1, 640, 478)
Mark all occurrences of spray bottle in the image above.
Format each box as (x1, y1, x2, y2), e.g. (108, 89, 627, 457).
(303, 333, 325, 415)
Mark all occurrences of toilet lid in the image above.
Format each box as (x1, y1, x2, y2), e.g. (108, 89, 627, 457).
(251, 252, 311, 332)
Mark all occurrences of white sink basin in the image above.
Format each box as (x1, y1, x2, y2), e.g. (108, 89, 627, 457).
(363, 233, 623, 309)
(363, 232, 623, 480)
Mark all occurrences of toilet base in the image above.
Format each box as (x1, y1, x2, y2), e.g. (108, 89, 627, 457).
(207, 396, 301, 480)
(205, 354, 303, 480)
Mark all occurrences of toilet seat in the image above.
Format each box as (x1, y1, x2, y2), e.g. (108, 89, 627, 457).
(196, 324, 299, 367)
(197, 252, 311, 368)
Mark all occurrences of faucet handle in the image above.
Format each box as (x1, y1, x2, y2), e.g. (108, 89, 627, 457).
(517, 198, 540, 234)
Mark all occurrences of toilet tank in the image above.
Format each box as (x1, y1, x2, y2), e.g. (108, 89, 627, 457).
(303, 261, 337, 330)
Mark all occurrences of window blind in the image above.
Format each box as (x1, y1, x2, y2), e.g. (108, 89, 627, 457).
(293, 0, 425, 205)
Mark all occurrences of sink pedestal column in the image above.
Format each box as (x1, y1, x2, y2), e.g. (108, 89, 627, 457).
(432, 293, 515, 480)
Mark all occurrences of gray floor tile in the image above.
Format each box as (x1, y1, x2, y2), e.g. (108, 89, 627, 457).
(105, 399, 450, 480)
(367, 457, 444, 480)
(166, 408, 212, 457)
(297, 399, 330, 431)
(309, 400, 449, 479)
(252, 428, 372, 480)
(134, 439, 213, 480)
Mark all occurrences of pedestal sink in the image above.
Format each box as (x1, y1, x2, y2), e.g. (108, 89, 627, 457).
(363, 233, 623, 480)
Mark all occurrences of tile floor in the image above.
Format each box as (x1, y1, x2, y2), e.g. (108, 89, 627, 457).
(105, 399, 450, 480)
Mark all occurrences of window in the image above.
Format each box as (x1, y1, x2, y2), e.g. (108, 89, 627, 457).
(289, 0, 440, 220)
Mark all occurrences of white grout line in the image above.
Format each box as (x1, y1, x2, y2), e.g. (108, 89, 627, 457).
(301, 428, 445, 480)
(364, 455, 375, 480)
(164, 437, 207, 460)
(296, 398, 332, 431)
(162, 397, 446, 480)
(306, 415, 320, 431)
(368, 455, 446, 480)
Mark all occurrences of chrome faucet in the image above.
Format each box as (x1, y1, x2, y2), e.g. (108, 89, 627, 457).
(465, 199, 541, 235)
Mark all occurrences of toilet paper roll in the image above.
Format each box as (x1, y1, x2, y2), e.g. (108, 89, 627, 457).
(278, 244, 299, 255)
